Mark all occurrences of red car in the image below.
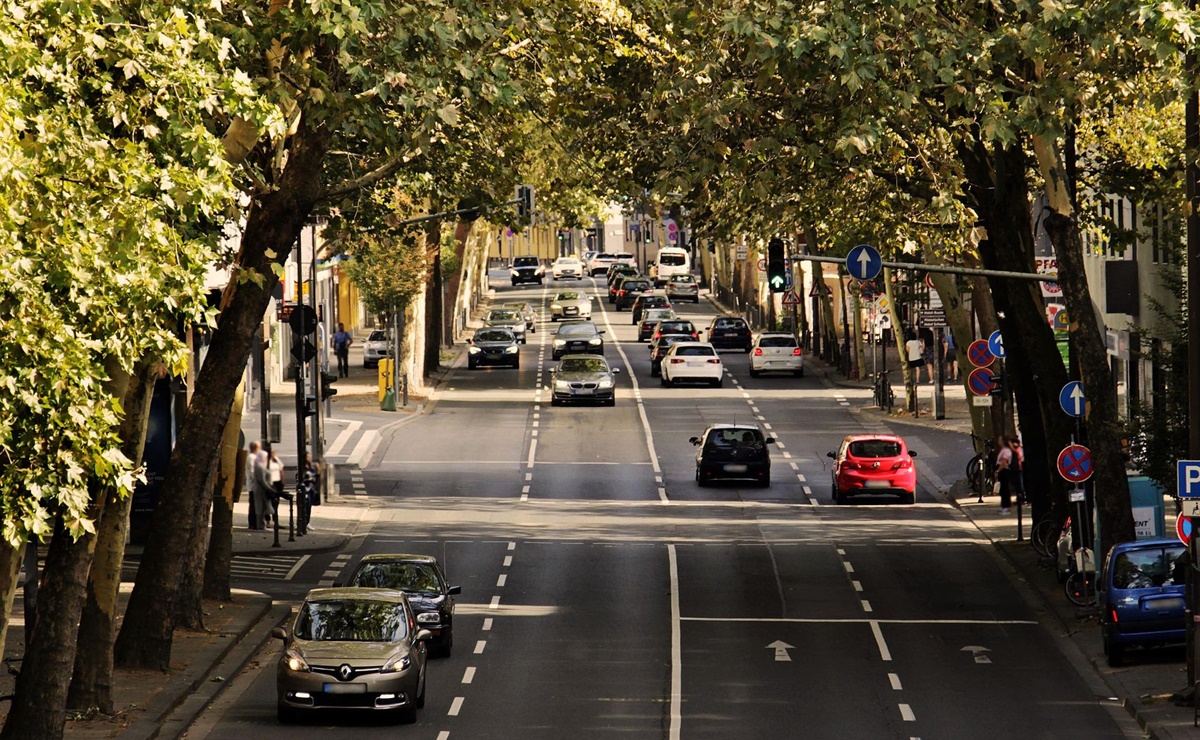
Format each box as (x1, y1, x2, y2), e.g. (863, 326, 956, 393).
(827, 435, 917, 505)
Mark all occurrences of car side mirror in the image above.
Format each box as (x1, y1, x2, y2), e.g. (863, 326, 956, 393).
(271, 627, 289, 641)
(332, 580, 343, 587)
(466, 338, 473, 345)
(415, 629, 433, 642)
(766, 438, 776, 444)
(448, 585, 462, 596)
(908, 450, 917, 456)
(599, 329, 606, 335)
(689, 437, 701, 445)
(613, 368, 622, 374)
(826, 451, 836, 458)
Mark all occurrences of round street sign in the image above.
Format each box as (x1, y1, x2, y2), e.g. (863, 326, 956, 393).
(1178, 513, 1193, 547)
(967, 339, 995, 368)
(1059, 381, 1086, 418)
(288, 304, 319, 335)
(967, 368, 997, 396)
(1057, 444, 1094, 483)
(925, 273, 936, 290)
(987, 330, 1005, 359)
(846, 244, 882, 281)
(757, 258, 766, 272)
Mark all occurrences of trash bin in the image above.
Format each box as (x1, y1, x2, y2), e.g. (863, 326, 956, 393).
(1127, 475, 1166, 539)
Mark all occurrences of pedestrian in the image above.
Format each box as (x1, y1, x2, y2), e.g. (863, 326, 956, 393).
(245, 441, 261, 529)
(905, 331, 926, 383)
(943, 330, 958, 380)
(1009, 436, 1025, 504)
(250, 443, 273, 529)
(268, 446, 285, 506)
(920, 329, 935, 383)
(333, 322, 352, 378)
(995, 434, 1014, 513)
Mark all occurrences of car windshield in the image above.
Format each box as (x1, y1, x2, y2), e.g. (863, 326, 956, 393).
(557, 323, 597, 337)
(506, 303, 529, 312)
(707, 428, 764, 449)
(475, 330, 514, 343)
(513, 257, 539, 267)
(676, 345, 715, 357)
(294, 599, 408, 642)
(659, 253, 687, 266)
(657, 335, 691, 349)
(559, 358, 608, 373)
(1113, 546, 1187, 589)
(350, 562, 443, 595)
(759, 336, 797, 348)
(367, 331, 386, 342)
(644, 296, 669, 305)
(557, 259, 581, 265)
(555, 292, 581, 301)
(848, 440, 903, 458)
(488, 311, 519, 322)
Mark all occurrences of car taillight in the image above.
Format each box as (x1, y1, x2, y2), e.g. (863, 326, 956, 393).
(706, 358, 721, 364)
(618, 290, 626, 297)
(892, 459, 913, 470)
(670, 358, 685, 364)
(792, 348, 803, 356)
(1110, 607, 1119, 623)
(753, 348, 763, 356)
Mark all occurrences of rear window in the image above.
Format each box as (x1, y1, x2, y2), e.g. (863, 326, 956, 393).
(707, 428, 764, 449)
(513, 257, 539, 267)
(676, 345, 715, 357)
(624, 281, 650, 290)
(760, 336, 797, 348)
(1112, 546, 1187, 589)
(715, 318, 747, 329)
(659, 253, 687, 266)
(659, 322, 693, 333)
(848, 440, 903, 458)
(671, 275, 696, 284)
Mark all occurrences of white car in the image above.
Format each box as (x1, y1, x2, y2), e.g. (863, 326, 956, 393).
(660, 342, 724, 388)
(550, 291, 592, 321)
(749, 332, 803, 377)
(362, 329, 390, 368)
(586, 253, 617, 276)
(551, 257, 584, 280)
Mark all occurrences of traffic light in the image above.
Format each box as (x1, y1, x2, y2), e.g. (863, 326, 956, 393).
(516, 184, 534, 221)
(303, 395, 318, 418)
(321, 371, 338, 400)
(767, 238, 786, 293)
(643, 223, 654, 243)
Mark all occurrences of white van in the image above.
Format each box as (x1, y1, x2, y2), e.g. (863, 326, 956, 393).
(652, 247, 690, 285)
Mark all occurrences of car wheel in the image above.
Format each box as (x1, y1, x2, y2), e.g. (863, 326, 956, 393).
(661, 374, 671, 387)
(468, 361, 478, 370)
(901, 491, 916, 505)
(511, 280, 518, 286)
(749, 368, 760, 378)
(551, 397, 562, 406)
(277, 705, 301, 724)
(712, 377, 723, 388)
(833, 483, 844, 505)
(650, 366, 660, 377)
(639, 336, 646, 343)
(512, 360, 520, 369)
(743, 345, 752, 354)
(537, 278, 543, 284)
(696, 466, 708, 487)
(605, 398, 616, 407)
(416, 669, 427, 708)
(1105, 636, 1123, 667)
(795, 368, 804, 377)
(759, 473, 771, 488)
(551, 316, 558, 322)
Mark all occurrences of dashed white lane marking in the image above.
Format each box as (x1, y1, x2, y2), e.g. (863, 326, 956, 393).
(527, 440, 537, 468)
(742, 392, 750, 398)
(802, 486, 812, 496)
(507, 542, 516, 551)
(762, 423, 772, 430)
(496, 574, 507, 587)
(658, 487, 668, 503)
(520, 493, 528, 502)
(899, 704, 915, 721)
(852, 580, 863, 592)
(524, 472, 533, 481)
(483, 618, 493, 631)
(473, 640, 486, 654)
(871, 621, 893, 661)
(463, 667, 476, 684)
(668, 544, 682, 740)
(522, 485, 530, 494)
(532, 420, 539, 428)
(889, 673, 902, 690)
(790, 462, 799, 470)
(437, 732, 450, 740)
(503, 555, 513, 567)
(448, 697, 464, 716)
(751, 407, 760, 413)
(756, 415, 766, 421)
(489, 595, 501, 609)
(861, 600, 873, 613)
(796, 474, 805, 482)
(843, 562, 854, 574)
(836, 549, 846, 555)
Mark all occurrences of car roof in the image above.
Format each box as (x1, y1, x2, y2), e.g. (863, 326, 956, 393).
(757, 332, 795, 338)
(668, 341, 715, 350)
(1110, 538, 1184, 552)
(303, 586, 409, 602)
(707, 423, 764, 431)
(842, 434, 906, 444)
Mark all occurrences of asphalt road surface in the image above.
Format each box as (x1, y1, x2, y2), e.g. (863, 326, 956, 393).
(188, 275, 1135, 739)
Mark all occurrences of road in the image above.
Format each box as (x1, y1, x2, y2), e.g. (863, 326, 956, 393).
(187, 274, 1135, 739)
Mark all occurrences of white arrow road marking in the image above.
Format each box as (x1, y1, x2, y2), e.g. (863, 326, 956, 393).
(961, 645, 992, 664)
(766, 640, 794, 662)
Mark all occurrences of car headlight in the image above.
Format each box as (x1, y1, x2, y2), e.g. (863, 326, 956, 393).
(598, 378, 614, 389)
(510, 269, 519, 276)
(469, 346, 481, 354)
(551, 303, 562, 311)
(554, 339, 566, 347)
(555, 380, 571, 390)
(588, 338, 602, 345)
(285, 650, 310, 673)
(382, 652, 412, 673)
(505, 345, 519, 354)
(416, 612, 441, 624)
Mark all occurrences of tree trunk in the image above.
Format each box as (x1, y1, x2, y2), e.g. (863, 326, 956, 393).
(204, 383, 246, 601)
(958, 136, 1075, 526)
(68, 360, 157, 714)
(175, 455, 217, 631)
(114, 117, 331, 671)
(423, 217, 443, 374)
(0, 543, 25, 669)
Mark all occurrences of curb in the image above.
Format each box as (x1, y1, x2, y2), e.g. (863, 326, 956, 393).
(234, 533, 351, 558)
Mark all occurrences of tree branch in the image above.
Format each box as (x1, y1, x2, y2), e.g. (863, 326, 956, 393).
(320, 151, 420, 201)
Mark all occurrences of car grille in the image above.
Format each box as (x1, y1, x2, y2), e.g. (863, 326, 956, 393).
(563, 307, 579, 315)
(569, 381, 598, 389)
(310, 663, 385, 680)
(566, 341, 592, 351)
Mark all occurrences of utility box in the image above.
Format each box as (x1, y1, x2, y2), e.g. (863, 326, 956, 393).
(1127, 476, 1165, 539)
(378, 358, 394, 403)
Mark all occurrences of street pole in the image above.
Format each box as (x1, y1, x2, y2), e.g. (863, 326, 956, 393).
(1186, 1, 1200, 687)
(286, 237, 308, 549)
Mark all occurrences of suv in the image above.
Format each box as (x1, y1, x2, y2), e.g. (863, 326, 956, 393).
(614, 278, 652, 311)
(705, 316, 752, 352)
(1101, 538, 1186, 666)
(587, 253, 619, 276)
(665, 274, 699, 303)
(551, 257, 584, 280)
(362, 330, 390, 368)
(510, 255, 544, 285)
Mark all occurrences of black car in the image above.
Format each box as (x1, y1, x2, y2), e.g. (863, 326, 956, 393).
(631, 293, 671, 324)
(691, 424, 775, 487)
(550, 355, 620, 406)
(509, 255, 544, 285)
(341, 553, 461, 657)
(607, 264, 639, 288)
(649, 334, 693, 377)
(614, 278, 652, 310)
(467, 328, 520, 369)
(552, 321, 605, 359)
(706, 316, 753, 352)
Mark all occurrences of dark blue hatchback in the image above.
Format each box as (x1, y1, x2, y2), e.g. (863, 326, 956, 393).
(1101, 537, 1186, 667)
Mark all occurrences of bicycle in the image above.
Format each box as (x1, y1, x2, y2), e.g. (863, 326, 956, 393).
(872, 372, 895, 410)
(1031, 514, 1068, 560)
(966, 436, 995, 502)
(1063, 545, 1097, 607)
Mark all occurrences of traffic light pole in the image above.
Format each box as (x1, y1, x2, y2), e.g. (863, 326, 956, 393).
(288, 238, 308, 548)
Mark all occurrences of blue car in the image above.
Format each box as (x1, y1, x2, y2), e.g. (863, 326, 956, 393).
(1101, 537, 1186, 667)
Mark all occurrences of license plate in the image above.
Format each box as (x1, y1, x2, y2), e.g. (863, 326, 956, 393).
(724, 464, 748, 473)
(1146, 597, 1184, 611)
(864, 480, 889, 488)
(575, 388, 594, 395)
(323, 683, 367, 694)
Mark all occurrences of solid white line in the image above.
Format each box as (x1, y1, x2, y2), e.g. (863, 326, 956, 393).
(326, 420, 363, 457)
(503, 556, 513, 567)
(284, 554, 311, 581)
(474, 640, 486, 654)
(871, 621, 892, 661)
(889, 673, 902, 690)
(668, 544, 682, 740)
(678, 616, 1038, 625)
(448, 697, 464, 716)
(527, 439, 537, 467)
(462, 667, 476, 684)
(482, 618, 493, 631)
(345, 430, 379, 467)
(496, 574, 507, 587)
(899, 704, 915, 721)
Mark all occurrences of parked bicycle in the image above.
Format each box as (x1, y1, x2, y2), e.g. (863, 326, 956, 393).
(966, 435, 996, 503)
(872, 372, 894, 410)
(1031, 514, 1069, 560)
(1063, 544, 1097, 607)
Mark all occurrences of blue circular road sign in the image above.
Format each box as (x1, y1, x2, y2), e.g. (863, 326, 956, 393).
(846, 245, 882, 281)
(987, 330, 1005, 359)
(1059, 381, 1086, 418)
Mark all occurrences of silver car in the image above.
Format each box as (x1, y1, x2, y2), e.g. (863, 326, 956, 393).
(274, 588, 430, 724)
(550, 291, 592, 321)
(665, 274, 700, 303)
(485, 309, 527, 344)
(550, 354, 620, 406)
(362, 330, 390, 368)
(505, 301, 537, 332)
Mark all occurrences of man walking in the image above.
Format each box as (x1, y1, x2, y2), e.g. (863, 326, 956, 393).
(245, 441, 261, 529)
(333, 322, 352, 378)
(250, 443, 274, 529)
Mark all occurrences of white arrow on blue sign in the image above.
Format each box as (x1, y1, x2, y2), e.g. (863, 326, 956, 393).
(1059, 381, 1086, 418)
(987, 330, 1005, 359)
(1178, 460, 1200, 498)
(846, 245, 882, 281)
